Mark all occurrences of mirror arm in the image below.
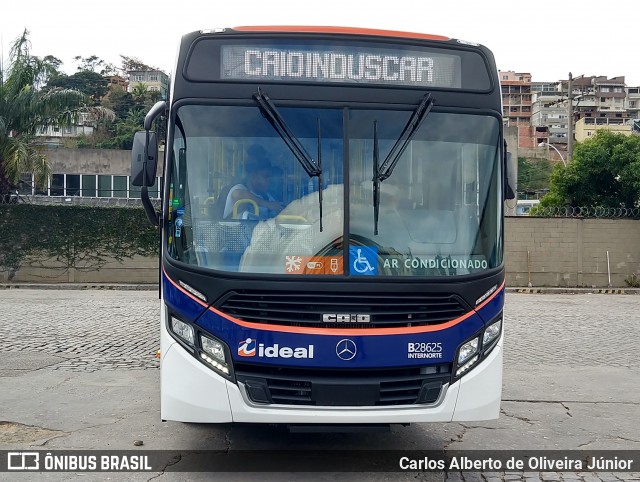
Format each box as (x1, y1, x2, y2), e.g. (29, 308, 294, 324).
(141, 186, 160, 227)
(139, 101, 166, 227)
(144, 101, 167, 131)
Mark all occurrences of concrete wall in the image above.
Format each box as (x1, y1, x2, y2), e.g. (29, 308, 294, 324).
(4, 219, 639, 287)
(504, 126, 519, 159)
(3, 256, 158, 284)
(505, 217, 640, 287)
(45, 148, 164, 176)
(46, 148, 132, 176)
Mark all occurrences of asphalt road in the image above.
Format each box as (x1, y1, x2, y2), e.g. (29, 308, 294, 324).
(0, 289, 639, 481)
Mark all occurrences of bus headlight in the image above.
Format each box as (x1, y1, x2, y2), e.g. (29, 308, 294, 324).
(457, 337, 479, 366)
(483, 318, 502, 347)
(200, 334, 231, 377)
(454, 314, 503, 379)
(455, 337, 479, 377)
(171, 316, 194, 346)
(201, 336, 226, 364)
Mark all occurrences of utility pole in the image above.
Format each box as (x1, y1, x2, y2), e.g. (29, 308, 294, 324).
(567, 72, 573, 162)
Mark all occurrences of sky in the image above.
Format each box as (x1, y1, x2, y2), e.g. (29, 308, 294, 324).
(1, 0, 638, 86)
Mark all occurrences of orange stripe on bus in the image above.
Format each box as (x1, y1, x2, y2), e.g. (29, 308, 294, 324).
(232, 26, 450, 42)
(164, 270, 504, 336)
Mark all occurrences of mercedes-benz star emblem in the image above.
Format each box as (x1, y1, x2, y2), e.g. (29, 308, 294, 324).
(336, 339, 357, 361)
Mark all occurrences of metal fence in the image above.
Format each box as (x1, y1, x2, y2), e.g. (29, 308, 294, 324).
(526, 206, 640, 219)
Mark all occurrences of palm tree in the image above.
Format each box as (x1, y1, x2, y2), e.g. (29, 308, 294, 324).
(130, 83, 150, 104)
(0, 29, 85, 201)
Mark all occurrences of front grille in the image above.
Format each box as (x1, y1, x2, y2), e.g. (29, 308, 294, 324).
(235, 363, 451, 406)
(216, 291, 469, 328)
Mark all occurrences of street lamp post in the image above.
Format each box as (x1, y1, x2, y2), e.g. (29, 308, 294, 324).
(568, 72, 574, 162)
(538, 142, 566, 167)
(566, 72, 585, 161)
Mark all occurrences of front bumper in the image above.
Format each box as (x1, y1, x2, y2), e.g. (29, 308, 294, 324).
(160, 326, 502, 424)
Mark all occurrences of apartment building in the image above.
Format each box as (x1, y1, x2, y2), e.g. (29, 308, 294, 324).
(500, 71, 532, 126)
(34, 112, 95, 148)
(575, 117, 632, 142)
(499, 71, 535, 147)
(626, 86, 640, 132)
(531, 82, 568, 147)
(531, 81, 559, 94)
(104, 75, 128, 91)
(127, 70, 170, 98)
(562, 76, 628, 125)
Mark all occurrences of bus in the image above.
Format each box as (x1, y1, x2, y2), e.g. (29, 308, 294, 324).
(131, 26, 516, 426)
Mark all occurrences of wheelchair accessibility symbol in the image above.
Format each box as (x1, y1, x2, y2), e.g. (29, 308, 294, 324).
(349, 246, 378, 276)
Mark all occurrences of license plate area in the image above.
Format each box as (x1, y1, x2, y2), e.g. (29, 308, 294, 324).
(311, 383, 380, 406)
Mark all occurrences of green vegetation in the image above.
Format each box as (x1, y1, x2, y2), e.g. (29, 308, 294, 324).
(0, 30, 85, 200)
(43, 53, 162, 151)
(0, 205, 159, 280)
(92, 84, 160, 150)
(46, 70, 109, 105)
(539, 131, 640, 209)
(517, 156, 554, 194)
(625, 273, 640, 288)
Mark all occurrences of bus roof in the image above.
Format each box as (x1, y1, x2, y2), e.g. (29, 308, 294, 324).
(231, 26, 451, 42)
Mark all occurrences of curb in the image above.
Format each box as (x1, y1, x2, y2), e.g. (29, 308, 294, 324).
(1, 284, 638, 294)
(505, 287, 639, 295)
(0, 283, 158, 291)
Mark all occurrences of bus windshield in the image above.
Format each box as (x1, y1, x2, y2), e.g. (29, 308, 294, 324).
(167, 103, 502, 277)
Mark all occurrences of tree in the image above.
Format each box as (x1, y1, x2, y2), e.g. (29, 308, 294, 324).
(101, 87, 135, 120)
(96, 109, 145, 150)
(131, 83, 149, 104)
(73, 55, 104, 73)
(41, 55, 64, 83)
(72, 55, 119, 76)
(539, 130, 640, 209)
(46, 71, 108, 105)
(120, 55, 156, 72)
(0, 30, 85, 200)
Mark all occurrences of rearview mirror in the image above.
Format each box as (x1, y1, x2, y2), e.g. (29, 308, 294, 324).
(131, 131, 158, 187)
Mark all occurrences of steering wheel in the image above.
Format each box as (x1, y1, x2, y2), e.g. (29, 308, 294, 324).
(232, 199, 259, 219)
(275, 214, 308, 223)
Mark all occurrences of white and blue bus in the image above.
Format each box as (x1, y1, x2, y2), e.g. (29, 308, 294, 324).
(132, 26, 515, 427)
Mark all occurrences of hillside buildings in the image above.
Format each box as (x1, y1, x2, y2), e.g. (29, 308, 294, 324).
(501, 71, 638, 156)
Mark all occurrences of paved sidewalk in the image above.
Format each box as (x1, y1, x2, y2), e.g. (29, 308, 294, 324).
(0, 291, 638, 481)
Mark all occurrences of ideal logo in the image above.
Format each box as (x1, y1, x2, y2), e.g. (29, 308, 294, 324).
(237, 338, 314, 359)
(238, 338, 256, 357)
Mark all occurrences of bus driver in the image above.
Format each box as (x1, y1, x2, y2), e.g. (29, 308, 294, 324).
(222, 146, 284, 220)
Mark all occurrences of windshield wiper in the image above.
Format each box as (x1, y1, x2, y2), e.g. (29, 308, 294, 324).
(377, 93, 434, 181)
(372, 120, 380, 235)
(253, 87, 320, 177)
(372, 93, 435, 235)
(253, 87, 323, 231)
(317, 117, 323, 232)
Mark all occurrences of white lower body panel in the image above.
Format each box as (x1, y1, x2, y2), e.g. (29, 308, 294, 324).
(161, 326, 502, 424)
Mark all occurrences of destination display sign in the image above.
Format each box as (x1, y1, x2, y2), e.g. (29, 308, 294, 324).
(220, 44, 462, 88)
